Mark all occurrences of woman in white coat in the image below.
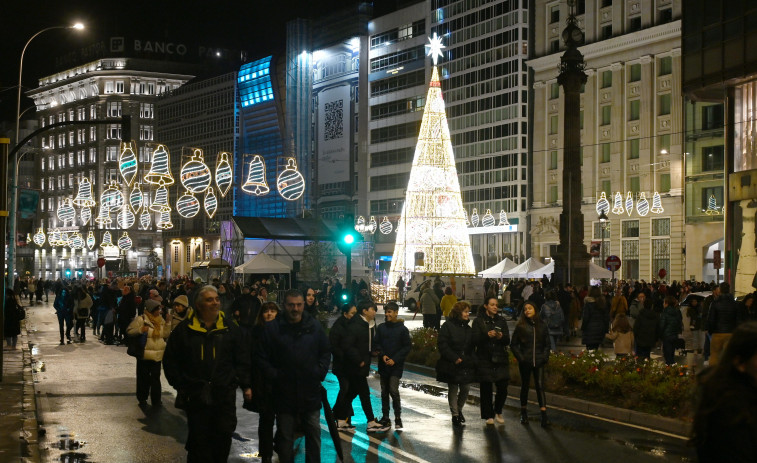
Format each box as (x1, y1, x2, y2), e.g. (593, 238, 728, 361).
(127, 299, 170, 407)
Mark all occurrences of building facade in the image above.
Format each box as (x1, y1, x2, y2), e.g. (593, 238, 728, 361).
(529, 0, 685, 282)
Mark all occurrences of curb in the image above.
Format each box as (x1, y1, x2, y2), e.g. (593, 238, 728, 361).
(402, 362, 691, 438)
(20, 320, 42, 463)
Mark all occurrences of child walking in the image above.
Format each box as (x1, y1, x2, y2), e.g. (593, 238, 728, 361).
(375, 301, 412, 430)
(605, 314, 634, 359)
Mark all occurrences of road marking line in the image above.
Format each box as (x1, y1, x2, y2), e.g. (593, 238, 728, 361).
(319, 423, 432, 463)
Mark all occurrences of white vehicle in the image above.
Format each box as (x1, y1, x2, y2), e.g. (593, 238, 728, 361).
(402, 273, 484, 312)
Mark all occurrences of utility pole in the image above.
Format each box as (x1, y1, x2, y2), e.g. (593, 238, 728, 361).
(1, 138, 10, 380)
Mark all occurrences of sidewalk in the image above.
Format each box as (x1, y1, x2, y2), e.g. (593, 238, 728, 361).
(0, 305, 41, 463)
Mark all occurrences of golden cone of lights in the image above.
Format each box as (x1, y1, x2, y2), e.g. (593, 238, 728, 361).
(388, 52, 475, 284)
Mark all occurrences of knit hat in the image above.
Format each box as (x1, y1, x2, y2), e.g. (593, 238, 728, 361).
(173, 295, 189, 308)
(145, 299, 161, 312)
(149, 289, 163, 302)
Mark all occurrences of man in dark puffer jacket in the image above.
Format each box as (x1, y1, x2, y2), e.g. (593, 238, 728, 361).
(375, 302, 411, 429)
(708, 282, 744, 365)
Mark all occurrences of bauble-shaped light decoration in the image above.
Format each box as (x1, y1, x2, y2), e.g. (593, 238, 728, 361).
(117, 206, 135, 229)
(625, 192, 634, 217)
(117, 232, 133, 251)
(499, 210, 510, 226)
(144, 144, 174, 185)
(180, 148, 212, 194)
(57, 199, 76, 224)
(140, 210, 152, 230)
(367, 216, 377, 234)
(204, 187, 218, 219)
(379, 217, 393, 234)
(118, 141, 138, 186)
(471, 208, 479, 227)
(277, 158, 305, 201)
(156, 209, 173, 230)
(636, 192, 650, 216)
(595, 192, 610, 216)
(650, 191, 664, 214)
(80, 207, 92, 225)
(355, 216, 366, 233)
(129, 183, 144, 213)
(50, 228, 61, 247)
(72, 177, 96, 208)
(176, 192, 200, 218)
(482, 209, 495, 227)
(95, 205, 111, 225)
(100, 231, 115, 248)
(463, 208, 470, 226)
(215, 152, 233, 197)
(612, 192, 625, 215)
(705, 195, 721, 215)
(101, 182, 125, 211)
(86, 231, 96, 250)
(69, 233, 84, 250)
(149, 180, 171, 213)
(242, 154, 270, 195)
(33, 228, 46, 246)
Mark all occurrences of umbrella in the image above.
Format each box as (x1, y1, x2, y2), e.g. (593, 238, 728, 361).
(321, 385, 344, 462)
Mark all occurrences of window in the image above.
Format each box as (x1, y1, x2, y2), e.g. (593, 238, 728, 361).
(602, 0, 612, 7)
(139, 146, 152, 163)
(621, 239, 639, 280)
(549, 151, 558, 170)
(68, 152, 74, 167)
(576, 0, 585, 15)
(702, 104, 724, 130)
(550, 40, 560, 53)
(89, 148, 97, 163)
(115, 81, 125, 93)
(550, 83, 559, 99)
(702, 186, 723, 212)
(703, 145, 725, 171)
(601, 70, 612, 88)
(140, 103, 154, 119)
(629, 63, 641, 82)
(601, 143, 611, 163)
(660, 174, 671, 193)
(107, 124, 121, 139)
(106, 146, 118, 162)
(659, 8, 673, 24)
(652, 218, 670, 236)
(601, 179, 611, 197)
(173, 245, 179, 263)
(107, 101, 121, 117)
(139, 125, 153, 141)
(630, 176, 640, 192)
(659, 94, 671, 115)
(90, 126, 97, 141)
(580, 111, 584, 130)
(549, 185, 558, 203)
(658, 134, 671, 154)
(601, 105, 611, 125)
(550, 5, 560, 23)
(186, 245, 191, 263)
(659, 56, 672, 75)
(652, 238, 670, 280)
(629, 16, 641, 32)
(90, 104, 97, 119)
(104, 81, 114, 94)
(629, 100, 640, 120)
(601, 25, 612, 40)
(629, 139, 640, 159)
(549, 115, 558, 134)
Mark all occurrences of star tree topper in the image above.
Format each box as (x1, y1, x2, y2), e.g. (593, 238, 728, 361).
(426, 33, 445, 65)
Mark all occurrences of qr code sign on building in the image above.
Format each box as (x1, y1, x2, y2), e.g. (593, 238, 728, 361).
(324, 100, 344, 141)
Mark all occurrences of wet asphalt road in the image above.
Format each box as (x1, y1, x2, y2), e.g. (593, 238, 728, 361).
(25, 300, 695, 463)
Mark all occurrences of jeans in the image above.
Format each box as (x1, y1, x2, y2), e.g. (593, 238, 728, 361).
(447, 383, 470, 417)
(518, 363, 546, 408)
(479, 379, 508, 419)
(380, 374, 401, 419)
(136, 358, 162, 404)
(186, 387, 237, 463)
(548, 334, 559, 352)
(276, 409, 321, 463)
(662, 337, 676, 365)
(56, 312, 72, 342)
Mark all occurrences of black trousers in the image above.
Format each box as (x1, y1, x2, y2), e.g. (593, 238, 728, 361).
(75, 319, 87, 341)
(345, 374, 375, 422)
(136, 358, 162, 404)
(332, 373, 354, 420)
(518, 363, 546, 408)
(258, 410, 275, 460)
(186, 387, 237, 463)
(479, 378, 508, 419)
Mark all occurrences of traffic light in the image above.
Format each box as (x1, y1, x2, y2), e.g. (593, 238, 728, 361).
(335, 214, 362, 255)
(121, 115, 132, 142)
(340, 291, 350, 303)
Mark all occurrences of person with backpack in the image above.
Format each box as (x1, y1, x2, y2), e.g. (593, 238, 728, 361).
(659, 295, 683, 365)
(74, 286, 93, 343)
(539, 291, 564, 351)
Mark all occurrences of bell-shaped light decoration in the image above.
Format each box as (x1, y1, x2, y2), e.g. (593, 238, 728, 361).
(471, 208, 480, 227)
(595, 192, 610, 216)
(379, 217, 393, 234)
(118, 206, 135, 229)
(705, 195, 721, 215)
(100, 231, 115, 248)
(95, 205, 112, 225)
(118, 141, 138, 186)
(33, 228, 46, 246)
(277, 158, 305, 201)
(117, 232, 133, 251)
(367, 216, 378, 234)
(242, 154, 270, 195)
(70, 233, 84, 250)
(101, 182, 125, 211)
(86, 231, 96, 250)
(204, 187, 218, 219)
(636, 192, 650, 216)
(612, 192, 625, 215)
(482, 209, 495, 227)
(140, 210, 152, 230)
(180, 148, 212, 194)
(144, 144, 174, 185)
(129, 183, 144, 213)
(625, 192, 634, 217)
(51, 228, 62, 247)
(149, 180, 171, 213)
(650, 191, 664, 214)
(72, 177, 96, 207)
(355, 216, 366, 233)
(176, 192, 200, 218)
(156, 209, 174, 230)
(499, 210, 510, 226)
(57, 199, 76, 224)
(463, 209, 470, 226)
(215, 152, 233, 197)
(80, 207, 92, 225)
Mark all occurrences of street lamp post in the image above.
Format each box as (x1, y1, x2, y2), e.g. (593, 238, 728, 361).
(598, 209, 608, 272)
(9, 23, 84, 287)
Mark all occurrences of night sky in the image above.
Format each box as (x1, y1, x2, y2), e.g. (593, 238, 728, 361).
(1, 0, 389, 122)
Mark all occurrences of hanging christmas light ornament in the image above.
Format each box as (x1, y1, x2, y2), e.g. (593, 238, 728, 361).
(95, 205, 112, 225)
(117, 232, 133, 251)
(636, 192, 650, 216)
(471, 208, 480, 227)
(463, 209, 470, 226)
(129, 183, 144, 213)
(33, 228, 46, 246)
(482, 209, 496, 227)
(367, 216, 378, 234)
(80, 207, 92, 225)
(650, 191, 664, 214)
(156, 209, 174, 230)
(57, 199, 76, 224)
(101, 182, 125, 211)
(72, 177, 96, 208)
(140, 210, 152, 229)
(100, 231, 115, 248)
(118, 141, 138, 185)
(144, 144, 174, 185)
(51, 228, 62, 247)
(595, 192, 610, 216)
(625, 192, 634, 217)
(499, 210, 510, 226)
(354, 216, 366, 233)
(86, 231, 96, 250)
(276, 158, 305, 201)
(70, 233, 84, 250)
(705, 195, 721, 215)
(612, 192, 625, 215)
(379, 217, 393, 234)
(242, 154, 270, 195)
(180, 148, 212, 194)
(204, 187, 218, 219)
(118, 206, 135, 229)
(149, 180, 171, 213)
(215, 152, 233, 197)
(176, 192, 200, 218)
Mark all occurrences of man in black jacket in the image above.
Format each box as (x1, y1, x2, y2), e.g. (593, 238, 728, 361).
(116, 284, 137, 344)
(708, 282, 743, 365)
(375, 301, 411, 429)
(330, 303, 357, 431)
(163, 285, 251, 463)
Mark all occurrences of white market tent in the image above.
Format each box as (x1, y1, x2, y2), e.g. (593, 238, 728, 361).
(527, 260, 554, 278)
(235, 253, 291, 274)
(523, 259, 614, 279)
(502, 257, 547, 279)
(478, 258, 518, 278)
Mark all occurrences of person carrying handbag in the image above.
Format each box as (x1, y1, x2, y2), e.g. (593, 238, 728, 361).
(126, 299, 170, 407)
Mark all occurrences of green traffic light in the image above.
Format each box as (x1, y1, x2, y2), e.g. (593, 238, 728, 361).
(341, 293, 349, 301)
(343, 234, 355, 244)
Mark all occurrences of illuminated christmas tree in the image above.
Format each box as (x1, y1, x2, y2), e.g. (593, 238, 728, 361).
(389, 34, 475, 284)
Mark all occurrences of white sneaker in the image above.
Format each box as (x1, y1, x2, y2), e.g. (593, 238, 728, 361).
(495, 414, 505, 424)
(367, 420, 389, 432)
(486, 418, 495, 425)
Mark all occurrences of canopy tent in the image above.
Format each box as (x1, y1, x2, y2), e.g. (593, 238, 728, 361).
(590, 262, 613, 279)
(192, 258, 232, 283)
(527, 260, 554, 279)
(235, 253, 291, 274)
(478, 258, 518, 278)
(502, 257, 547, 279)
